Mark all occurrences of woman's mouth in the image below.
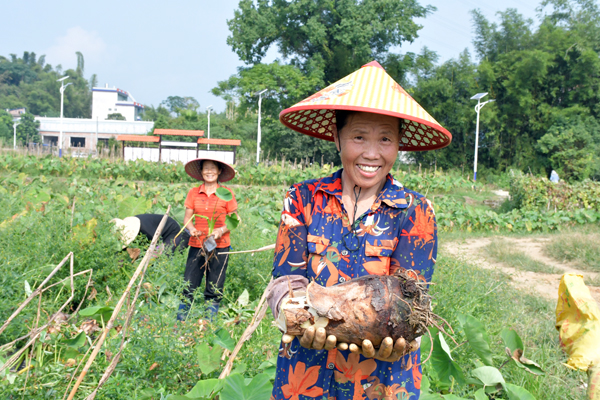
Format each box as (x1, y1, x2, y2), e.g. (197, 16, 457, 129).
(357, 164, 380, 173)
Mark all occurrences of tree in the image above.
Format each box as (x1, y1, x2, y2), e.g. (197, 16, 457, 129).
(160, 96, 200, 115)
(15, 113, 40, 145)
(227, 0, 434, 84)
(537, 115, 600, 180)
(106, 113, 126, 121)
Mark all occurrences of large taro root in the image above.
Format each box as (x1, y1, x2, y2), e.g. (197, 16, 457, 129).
(279, 271, 435, 347)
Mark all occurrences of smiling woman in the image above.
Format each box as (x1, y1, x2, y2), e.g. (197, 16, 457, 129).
(267, 60, 452, 400)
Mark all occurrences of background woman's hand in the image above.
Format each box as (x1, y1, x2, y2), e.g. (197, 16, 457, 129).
(348, 337, 420, 362)
(283, 327, 337, 351)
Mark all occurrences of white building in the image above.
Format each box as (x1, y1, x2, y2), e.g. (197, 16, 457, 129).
(92, 85, 145, 121)
(38, 117, 154, 151)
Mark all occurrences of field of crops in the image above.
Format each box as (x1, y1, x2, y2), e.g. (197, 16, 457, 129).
(0, 153, 592, 399)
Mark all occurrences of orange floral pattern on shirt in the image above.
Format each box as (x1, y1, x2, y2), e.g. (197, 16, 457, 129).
(281, 362, 324, 400)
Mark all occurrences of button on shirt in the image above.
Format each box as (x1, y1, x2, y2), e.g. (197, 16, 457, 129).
(184, 184, 237, 249)
(271, 169, 437, 400)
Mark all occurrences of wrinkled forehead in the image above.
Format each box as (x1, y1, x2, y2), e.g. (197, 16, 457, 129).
(339, 111, 401, 134)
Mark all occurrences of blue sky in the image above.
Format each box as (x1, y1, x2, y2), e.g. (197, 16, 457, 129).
(2, 0, 541, 113)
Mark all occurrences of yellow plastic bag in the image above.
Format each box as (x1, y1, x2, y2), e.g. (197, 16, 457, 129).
(556, 273, 600, 399)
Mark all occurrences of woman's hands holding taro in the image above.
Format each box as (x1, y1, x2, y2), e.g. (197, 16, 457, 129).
(283, 328, 419, 362)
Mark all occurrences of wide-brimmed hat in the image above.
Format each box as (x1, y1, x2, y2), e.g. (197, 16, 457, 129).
(110, 217, 141, 249)
(279, 60, 452, 151)
(185, 158, 236, 182)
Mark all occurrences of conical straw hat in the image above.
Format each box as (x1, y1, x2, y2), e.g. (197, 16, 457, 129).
(110, 216, 141, 249)
(185, 158, 236, 182)
(279, 60, 452, 151)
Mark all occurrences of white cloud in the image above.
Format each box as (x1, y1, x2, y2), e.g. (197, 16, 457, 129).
(44, 27, 107, 71)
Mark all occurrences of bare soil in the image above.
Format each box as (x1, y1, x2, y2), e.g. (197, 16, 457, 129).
(443, 236, 600, 304)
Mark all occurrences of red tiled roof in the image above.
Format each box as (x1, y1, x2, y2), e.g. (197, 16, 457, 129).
(116, 135, 160, 142)
(196, 138, 241, 146)
(154, 129, 204, 137)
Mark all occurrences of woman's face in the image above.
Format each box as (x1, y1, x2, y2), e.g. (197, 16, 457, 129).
(201, 161, 221, 184)
(333, 112, 400, 190)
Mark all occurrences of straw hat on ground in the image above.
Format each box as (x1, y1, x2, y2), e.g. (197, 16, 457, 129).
(279, 60, 452, 151)
(184, 158, 236, 182)
(110, 216, 141, 249)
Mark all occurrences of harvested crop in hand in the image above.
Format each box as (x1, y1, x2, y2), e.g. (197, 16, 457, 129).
(276, 270, 438, 347)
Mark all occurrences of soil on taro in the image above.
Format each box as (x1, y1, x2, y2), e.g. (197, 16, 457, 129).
(443, 236, 600, 304)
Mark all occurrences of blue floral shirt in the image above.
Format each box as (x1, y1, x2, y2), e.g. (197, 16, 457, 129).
(271, 169, 438, 400)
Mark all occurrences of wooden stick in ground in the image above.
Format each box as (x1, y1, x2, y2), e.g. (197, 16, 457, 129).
(0, 253, 76, 375)
(84, 243, 153, 400)
(67, 207, 171, 400)
(219, 277, 273, 379)
(218, 243, 275, 255)
(0, 252, 73, 336)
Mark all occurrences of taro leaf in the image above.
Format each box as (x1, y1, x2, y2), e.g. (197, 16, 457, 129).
(219, 373, 273, 400)
(257, 357, 277, 380)
(79, 305, 114, 323)
(427, 329, 465, 385)
(471, 366, 505, 388)
(196, 343, 222, 375)
(184, 378, 223, 399)
(439, 332, 454, 361)
(118, 196, 151, 219)
(231, 362, 247, 375)
(474, 389, 488, 400)
(420, 395, 443, 400)
(216, 187, 233, 202)
(500, 328, 544, 375)
(457, 313, 493, 366)
(237, 289, 250, 307)
(505, 383, 536, 400)
(165, 396, 194, 400)
(62, 331, 86, 349)
(442, 395, 470, 400)
(226, 213, 240, 231)
(212, 328, 235, 351)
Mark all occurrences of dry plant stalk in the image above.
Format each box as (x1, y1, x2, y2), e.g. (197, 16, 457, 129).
(66, 206, 171, 400)
(218, 277, 273, 379)
(0, 252, 79, 375)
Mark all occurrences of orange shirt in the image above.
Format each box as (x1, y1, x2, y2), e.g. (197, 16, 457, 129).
(184, 184, 238, 248)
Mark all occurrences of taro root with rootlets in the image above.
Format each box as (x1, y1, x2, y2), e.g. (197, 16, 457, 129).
(277, 270, 444, 347)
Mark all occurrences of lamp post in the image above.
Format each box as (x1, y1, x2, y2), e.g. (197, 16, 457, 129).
(206, 105, 213, 150)
(57, 76, 72, 157)
(470, 92, 495, 182)
(13, 121, 20, 150)
(255, 89, 267, 164)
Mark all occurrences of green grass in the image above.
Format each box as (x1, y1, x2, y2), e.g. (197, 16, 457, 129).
(544, 230, 600, 273)
(429, 247, 586, 400)
(483, 238, 561, 274)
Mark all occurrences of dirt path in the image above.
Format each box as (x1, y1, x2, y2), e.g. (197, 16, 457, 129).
(443, 236, 600, 304)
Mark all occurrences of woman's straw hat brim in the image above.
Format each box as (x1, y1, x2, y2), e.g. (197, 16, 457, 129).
(110, 216, 141, 249)
(279, 60, 452, 151)
(185, 158, 236, 182)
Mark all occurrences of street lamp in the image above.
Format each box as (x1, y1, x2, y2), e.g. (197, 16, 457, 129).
(206, 105, 213, 150)
(255, 89, 267, 164)
(13, 121, 20, 150)
(470, 92, 495, 182)
(57, 76, 72, 157)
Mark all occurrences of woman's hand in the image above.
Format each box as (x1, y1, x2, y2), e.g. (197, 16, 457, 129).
(283, 327, 337, 351)
(188, 227, 201, 238)
(347, 337, 420, 362)
(211, 227, 226, 240)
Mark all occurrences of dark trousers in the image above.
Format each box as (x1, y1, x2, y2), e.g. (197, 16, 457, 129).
(183, 246, 230, 304)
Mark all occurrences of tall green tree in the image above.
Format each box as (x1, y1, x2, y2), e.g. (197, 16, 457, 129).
(15, 113, 40, 144)
(227, 0, 434, 84)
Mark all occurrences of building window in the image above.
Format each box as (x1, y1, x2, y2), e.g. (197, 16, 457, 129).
(44, 136, 58, 146)
(70, 137, 86, 148)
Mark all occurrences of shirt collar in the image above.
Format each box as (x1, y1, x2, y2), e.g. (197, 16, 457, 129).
(197, 183, 221, 194)
(314, 169, 407, 209)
